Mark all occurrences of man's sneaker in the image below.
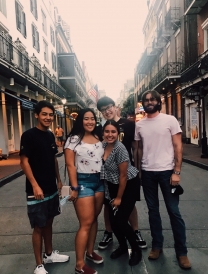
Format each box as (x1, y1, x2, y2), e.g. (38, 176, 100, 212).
(75, 264, 98, 274)
(34, 264, 48, 274)
(86, 251, 104, 264)
(135, 231, 147, 249)
(43, 250, 69, 264)
(98, 231, 113, 249)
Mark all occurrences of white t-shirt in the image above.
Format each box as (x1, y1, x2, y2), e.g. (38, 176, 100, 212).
(134, 113, 182, 171)
(64, 135, 104, 173)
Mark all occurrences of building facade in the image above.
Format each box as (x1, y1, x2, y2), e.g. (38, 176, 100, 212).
(134, 0, 208, 153)
(0, 0, 96, 156)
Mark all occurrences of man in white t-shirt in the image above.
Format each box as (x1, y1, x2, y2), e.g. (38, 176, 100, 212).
(135, 90, 191, 270)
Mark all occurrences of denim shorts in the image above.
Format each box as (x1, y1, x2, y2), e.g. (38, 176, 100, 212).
(77, 173, 104, 198)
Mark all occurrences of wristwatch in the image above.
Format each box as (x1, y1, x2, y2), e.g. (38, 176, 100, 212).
(173, 171, 180, 175)
(71, 186, 80, 191)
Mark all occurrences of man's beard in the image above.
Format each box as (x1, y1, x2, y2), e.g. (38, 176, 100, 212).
(143, 103, 160, 114)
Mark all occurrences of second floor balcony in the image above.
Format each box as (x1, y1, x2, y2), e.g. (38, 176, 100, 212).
(185, 0, 208, 15)
(137, 47, 158, 74)
(0, 33, 66, 99)
(149, 62, 183, 90)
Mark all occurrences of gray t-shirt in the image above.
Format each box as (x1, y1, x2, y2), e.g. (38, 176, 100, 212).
(134, 113, 182, 171)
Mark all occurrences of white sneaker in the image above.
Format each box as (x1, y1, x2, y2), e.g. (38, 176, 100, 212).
(34, 264, 48, 274)
(43, 250, 69, 264)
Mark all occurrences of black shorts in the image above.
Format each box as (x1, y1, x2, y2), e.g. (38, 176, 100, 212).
(103, 177, 141, 205)
(27, 192, 60, 228)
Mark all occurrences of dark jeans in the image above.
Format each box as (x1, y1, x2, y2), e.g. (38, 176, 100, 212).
(142, 170, 187, 256)
(107, 177, 139, 252)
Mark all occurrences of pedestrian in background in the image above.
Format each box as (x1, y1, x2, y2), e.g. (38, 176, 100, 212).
(101, 120, 142, 266)
(97, 96, 146, 250)
(20, 101, 69, 274)
(64, 108, 104, 274)
(135, 90, 191, 270)
(55, 125, 64, 147)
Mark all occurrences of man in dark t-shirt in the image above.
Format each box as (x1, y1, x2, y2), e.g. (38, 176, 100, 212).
(20, 101, 69, 274)
(97, 96, 147, 252)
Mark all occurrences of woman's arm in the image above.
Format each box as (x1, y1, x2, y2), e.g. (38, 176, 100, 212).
(64, 148, 78, 200)
(112, 161, 128, 208)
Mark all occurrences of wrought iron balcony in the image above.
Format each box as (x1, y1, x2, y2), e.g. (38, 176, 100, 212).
(0, 32, 66, 99)
(181, 49, 208, 84)
(185, 0, 208, 15)
(157, 8, 180, 40)
(149, 62, 182, 89)
(137, 47, 158, 74)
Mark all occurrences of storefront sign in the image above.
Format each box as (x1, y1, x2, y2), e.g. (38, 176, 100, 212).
(54, 104, 64, 116)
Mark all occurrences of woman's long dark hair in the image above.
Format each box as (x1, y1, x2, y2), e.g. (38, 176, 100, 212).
(67, 108, 98, 145)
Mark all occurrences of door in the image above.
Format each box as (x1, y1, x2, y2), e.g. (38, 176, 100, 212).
(6, 108, 15, 152)
(190, 103, 199, 145)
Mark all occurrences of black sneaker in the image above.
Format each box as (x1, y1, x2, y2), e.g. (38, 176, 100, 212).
(98, 231, 113, 249)
(135, 231, 147, 249)
(129, 250, 142, 266)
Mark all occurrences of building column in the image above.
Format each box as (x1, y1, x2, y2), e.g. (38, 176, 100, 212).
(0, 92, 9, 155)
(13, 100, 22, 151)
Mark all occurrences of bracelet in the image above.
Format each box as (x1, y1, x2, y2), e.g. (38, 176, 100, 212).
(173, 171, 180, 175)
(71, 186, 80, 191)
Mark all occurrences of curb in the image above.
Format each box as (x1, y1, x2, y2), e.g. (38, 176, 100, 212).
(182, 157, 208, 171)
(0, 152, 64, 188)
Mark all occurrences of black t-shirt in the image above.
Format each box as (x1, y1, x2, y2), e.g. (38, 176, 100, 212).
(116, 118, 135, 163)
(19, 127, 58, 194)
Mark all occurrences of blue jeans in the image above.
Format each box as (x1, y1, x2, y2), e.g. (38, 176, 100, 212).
(77, 173, 104, 198)
(142, 170, 187, 256)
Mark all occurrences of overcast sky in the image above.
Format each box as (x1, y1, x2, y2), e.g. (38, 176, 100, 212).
(54, 0, 148, 101)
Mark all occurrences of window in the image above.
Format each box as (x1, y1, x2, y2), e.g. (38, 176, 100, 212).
(51, 52, 56, 71)
(0, 0, 7, 16)
(50, 26, 55, 46)
(15, 1, 27, 38)
(41, 10, 47, 35)
(43, 39, 48, 62)
(175, 33, 180, 62)
(32, 24, 40, 52)
(167, 45, 170, 63)
(159, 54, 163, 69)
(30, 0, 38, 19)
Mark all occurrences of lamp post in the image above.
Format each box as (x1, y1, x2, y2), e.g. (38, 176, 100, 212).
(200, 86, 208, 158)
(61, 98, 67, 141)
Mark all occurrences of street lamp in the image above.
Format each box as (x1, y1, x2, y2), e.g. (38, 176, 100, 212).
(61, 98, 67, 140)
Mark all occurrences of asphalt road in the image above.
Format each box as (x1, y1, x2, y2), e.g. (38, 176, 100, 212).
(0, 156, 208, 274)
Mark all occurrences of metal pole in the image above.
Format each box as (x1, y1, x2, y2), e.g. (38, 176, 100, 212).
(201, 97, 208, 158)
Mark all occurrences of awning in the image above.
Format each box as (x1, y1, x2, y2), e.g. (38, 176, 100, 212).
(1, 90, 36, 110)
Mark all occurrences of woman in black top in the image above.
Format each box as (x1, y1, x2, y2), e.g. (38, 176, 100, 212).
(100, 120, 142, 266)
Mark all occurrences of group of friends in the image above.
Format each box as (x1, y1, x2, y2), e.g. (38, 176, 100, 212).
(19, 90, 191, 274)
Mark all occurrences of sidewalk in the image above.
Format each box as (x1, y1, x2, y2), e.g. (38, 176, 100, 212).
(0, 144, 208, 187)
(0, 147, 63, 187)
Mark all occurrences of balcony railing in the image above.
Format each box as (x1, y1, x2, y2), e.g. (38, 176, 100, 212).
(0, 33, 66, 98)
(149, 62, 183, 89)
(181, 49, 208, 83)
(184, 0, 207, 14)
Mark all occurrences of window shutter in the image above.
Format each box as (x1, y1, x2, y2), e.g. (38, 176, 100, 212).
(15, 1, 21, 30)
(22, 11, 27, 37)
(32, 25, 35, 47)
(36, 31, 40, 52)
(35, 0, 38, 19)
(30, 0, 33, 12)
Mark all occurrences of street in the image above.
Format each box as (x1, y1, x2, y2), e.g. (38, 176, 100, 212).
(0, 155, 208, 274)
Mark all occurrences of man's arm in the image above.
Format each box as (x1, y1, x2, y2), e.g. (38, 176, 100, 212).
(132, 140, 138, 167)
(55, 157, 62, 193)
(137, 140, 143, 178)
(171, 133, 183, 185)
(20, 155, 44, 200)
